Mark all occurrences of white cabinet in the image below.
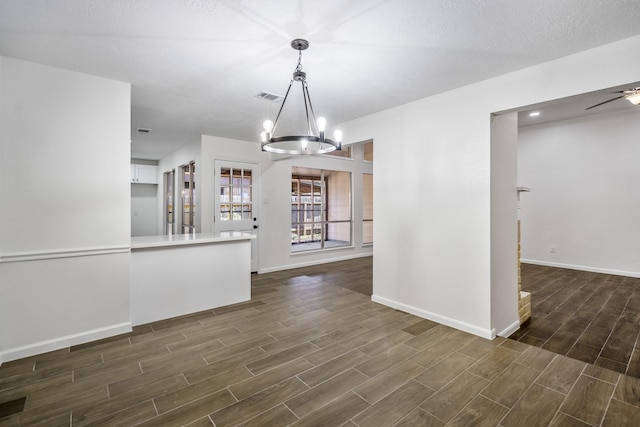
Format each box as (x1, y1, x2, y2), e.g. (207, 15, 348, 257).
(131, 164, 157, 184)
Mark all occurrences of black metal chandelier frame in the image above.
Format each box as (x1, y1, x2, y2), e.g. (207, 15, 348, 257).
(260, 39, 342, 155)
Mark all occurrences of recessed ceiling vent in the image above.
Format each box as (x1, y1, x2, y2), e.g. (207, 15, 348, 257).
(255, 91, 283, 102)
(136, 128, 151, 133)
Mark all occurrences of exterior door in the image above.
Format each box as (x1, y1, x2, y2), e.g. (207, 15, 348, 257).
(214, 160, 259, 272)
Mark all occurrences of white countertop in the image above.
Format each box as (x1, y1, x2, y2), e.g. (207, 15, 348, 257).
(131, 232, 255, 249)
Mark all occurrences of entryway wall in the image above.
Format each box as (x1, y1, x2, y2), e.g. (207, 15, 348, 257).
(518, 110, 640, 278)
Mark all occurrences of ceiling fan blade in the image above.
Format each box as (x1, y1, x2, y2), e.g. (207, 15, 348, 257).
(585, 95, 625, 110)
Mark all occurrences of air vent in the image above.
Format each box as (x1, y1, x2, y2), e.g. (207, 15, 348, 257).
(136, 128, 151, 133)
(255, 92, 283, 102)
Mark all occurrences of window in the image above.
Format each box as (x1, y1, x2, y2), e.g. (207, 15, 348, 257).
(363, 140, 373, 162)
(326, 145, 352, 159)
(363, 173, 373, 244)
(181, 161, 196, 233)
(291, 167, 352, 252)
(164, 169, 175, 234)
(219, 167, 253, 221)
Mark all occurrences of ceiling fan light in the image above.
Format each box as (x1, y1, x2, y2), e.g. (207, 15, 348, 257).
(626, 92, 640, 105)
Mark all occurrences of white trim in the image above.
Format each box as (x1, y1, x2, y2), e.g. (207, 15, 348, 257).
(0, 322, 132, 365)
(521, 259, 640, 278)
(370, 294, 496, 340)
(0, 246, 130, 263)
(258, 251, 372, 274)
(497, 320, 521, 338)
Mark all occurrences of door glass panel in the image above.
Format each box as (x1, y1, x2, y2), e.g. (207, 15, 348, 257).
(164, 170, 175, 234)
(181, 162, 196, 233)
(219, 167, 252, 221)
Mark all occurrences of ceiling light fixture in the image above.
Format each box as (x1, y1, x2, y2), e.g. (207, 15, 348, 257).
(627, 91, 640, 105)
(260, 39, 342, 155)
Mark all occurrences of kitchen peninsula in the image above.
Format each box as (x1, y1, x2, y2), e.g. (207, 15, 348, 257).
(131, 232, 255, 325)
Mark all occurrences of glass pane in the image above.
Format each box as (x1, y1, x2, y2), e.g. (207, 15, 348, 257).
(242, 211, 251, 220)
(327, 146, 352, 158)
(326, 221, 351, 247)
(326, 171, 351, 221)
(363, 141, 373, 161)
(242, 169, 252, 185)
(220, 187, 230, 203)
(363, 173, 373, 220)
(164, 170, 175, 235)
(220, 168, 230, 186)
(242, 187, 251, 203)
(221, 212, 230, 221)
(181, 162, 196, 233)
(363, 220, 373, 244)
(232, 187, 242, 203)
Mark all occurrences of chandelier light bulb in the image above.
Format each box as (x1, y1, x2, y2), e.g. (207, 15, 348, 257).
(316, 117, 327, 132)
(263, 120, 274, 133)
(333, 129, 343, 143)
(301, 139, 308, 150)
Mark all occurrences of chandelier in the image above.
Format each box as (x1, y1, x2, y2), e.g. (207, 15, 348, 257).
(260, 39, 342, 155)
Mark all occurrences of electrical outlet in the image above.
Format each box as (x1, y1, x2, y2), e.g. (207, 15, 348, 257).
(550, 246, 556, 254)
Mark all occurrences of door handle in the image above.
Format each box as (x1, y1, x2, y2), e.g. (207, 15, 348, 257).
(253, 225, 258, 229)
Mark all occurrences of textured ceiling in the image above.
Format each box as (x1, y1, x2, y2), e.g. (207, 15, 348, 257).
(1, 0, 640, 159)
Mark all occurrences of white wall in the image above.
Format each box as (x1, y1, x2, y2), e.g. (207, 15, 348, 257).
(518, 110, 640, 277)
(131, 184, 158, 236)
(490, 112, 519, 336)
(0, 56, 132, 362)
(340, 35, 640, 339)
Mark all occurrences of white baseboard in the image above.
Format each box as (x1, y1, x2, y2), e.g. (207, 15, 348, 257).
(371, 294, 496, 340)
(0, 322, 132, 365)
(258, 251, 372, 274)
(497, 320, 521, 338)
(521, 259, 640, 278)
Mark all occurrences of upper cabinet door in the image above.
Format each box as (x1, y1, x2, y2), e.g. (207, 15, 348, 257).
(131, 164, 157, 184)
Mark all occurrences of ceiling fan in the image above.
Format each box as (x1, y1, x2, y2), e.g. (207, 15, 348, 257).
(585, 87, 640, 110)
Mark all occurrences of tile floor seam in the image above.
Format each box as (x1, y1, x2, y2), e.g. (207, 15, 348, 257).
(282, 401, 300, 423)
(494, 354, 560, 425)
(547, 363, 591, 426)
(626, 327, 640, 377)
(476, 390, 513, 411)
(597, 373, 624, 427)
(557, 410, 599, 427)
(150, 397, 160, 417)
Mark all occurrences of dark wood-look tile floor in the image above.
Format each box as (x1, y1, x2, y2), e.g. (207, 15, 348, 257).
(1, 257, 640, 426)
(510, 263, 640, 379)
